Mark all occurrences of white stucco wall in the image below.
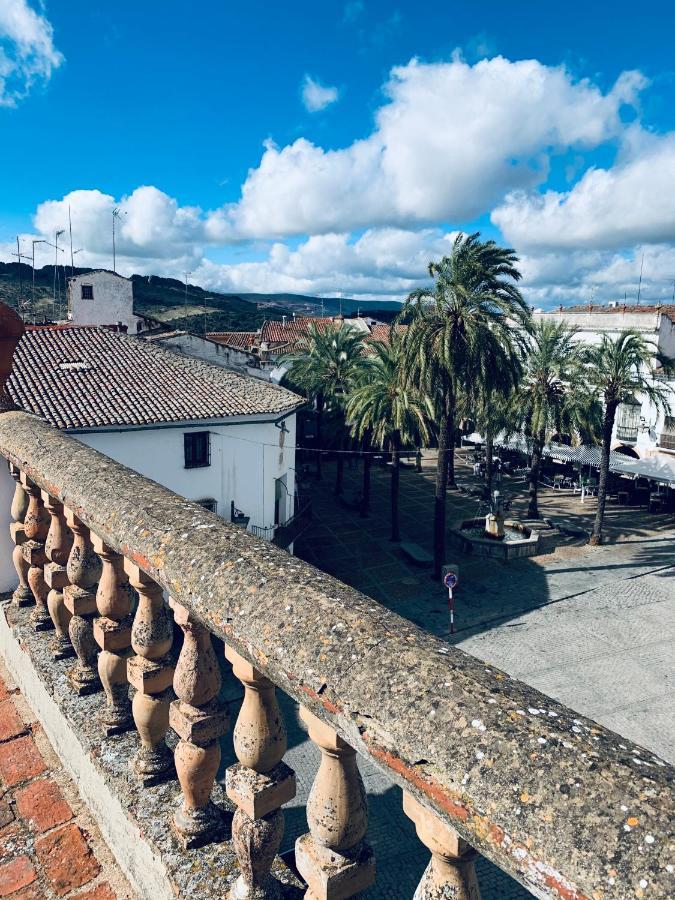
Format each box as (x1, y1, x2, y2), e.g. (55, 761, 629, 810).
(77, 415, 296, 533)
(68, 272, 142, 333)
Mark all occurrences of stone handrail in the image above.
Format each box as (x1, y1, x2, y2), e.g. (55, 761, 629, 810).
(1, 409, 673, 898)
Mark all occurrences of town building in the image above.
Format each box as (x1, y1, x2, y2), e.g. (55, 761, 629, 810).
(67, 270, 155, 334)
(7, 324, 303, 540)
(532, 303, 675, 459)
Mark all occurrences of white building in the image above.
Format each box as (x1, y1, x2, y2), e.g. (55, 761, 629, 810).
(532, 303, 675, 459)
(67, 271, 152, 334)
(8, 325, 303, 542)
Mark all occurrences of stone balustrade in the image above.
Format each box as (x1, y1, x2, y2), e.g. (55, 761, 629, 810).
(0, 308, 672, 900)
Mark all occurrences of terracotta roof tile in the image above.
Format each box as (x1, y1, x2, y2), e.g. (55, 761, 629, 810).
(8, 326, 302, 430)
(207, 332, 259, 350)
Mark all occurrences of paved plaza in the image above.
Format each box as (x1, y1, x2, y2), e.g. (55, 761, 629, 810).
(276, 451, 675, 898)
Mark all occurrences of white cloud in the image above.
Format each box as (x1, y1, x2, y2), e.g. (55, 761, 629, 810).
(301, 75, 339, 112)
(194, 228, 456, 300)
(493, 131, 675, 251)
(0, 0, 63, 106)
(210, 57, 646, 239)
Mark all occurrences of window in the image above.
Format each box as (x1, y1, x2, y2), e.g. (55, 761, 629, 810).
(81, 284, 94, 300)
(616, 403, 640, 443)
(196, 498, 217, 513)
(184, 431, 210, 468)
(659, 416, 675, 451)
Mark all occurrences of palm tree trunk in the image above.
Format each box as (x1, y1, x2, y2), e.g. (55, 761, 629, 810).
(315, 395, 324, 480)
(590, 401, 617, 545)
(527, 429, 545, 519)
(484, 429, 494, 499)
(433, 401, 453, 579)
(360, 453, 370, 517)
(390, 431, 401, 542)
(447, 426, 456, 487)
(335, 441, 344, 495)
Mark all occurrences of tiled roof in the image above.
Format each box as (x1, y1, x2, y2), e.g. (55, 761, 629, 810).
(8, 326, 302, 430)
(366, 323, 407, 343)
(261, 318, 334, 346)
(208, 331, 259, 351)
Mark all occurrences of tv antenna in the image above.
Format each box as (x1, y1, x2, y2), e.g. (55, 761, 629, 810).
(112, 208, 125, 273)
(53, 230, 65, 319)
(11, 237, 31, 318)
(636, 249, 645, 304)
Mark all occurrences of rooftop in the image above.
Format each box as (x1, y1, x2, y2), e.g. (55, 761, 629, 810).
(7, 325, 302, 430)
(537, 303, 675, 323)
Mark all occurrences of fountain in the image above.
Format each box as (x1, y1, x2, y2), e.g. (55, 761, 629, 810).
(452, 491, 540, 560)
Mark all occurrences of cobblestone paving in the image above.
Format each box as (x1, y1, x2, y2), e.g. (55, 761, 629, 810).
(0, 661, 132, 900)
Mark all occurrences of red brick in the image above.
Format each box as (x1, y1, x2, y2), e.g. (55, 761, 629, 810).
(8, 887, 45, 900)
(15, 779, 72, 834)
(35, 824, 100, 896)
(0, 702, 27, 744)
(0, 736, 46, 788)
(0, 855, 36, 897)
(73, 884, 116, 900)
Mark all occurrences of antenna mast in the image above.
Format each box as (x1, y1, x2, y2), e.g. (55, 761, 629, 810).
(184, 271, 192, 319)
(636, 249, 645, 304)
(112, 208, 122, 273)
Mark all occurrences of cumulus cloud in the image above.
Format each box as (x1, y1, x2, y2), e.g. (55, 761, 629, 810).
(0, 0, 63, 106)
(33, 187, 205, 270)
(492, 132, 675, 251)
(301, 75, 339, 112)
(210, 57, 647, 239)
(193, 228, 456, 301)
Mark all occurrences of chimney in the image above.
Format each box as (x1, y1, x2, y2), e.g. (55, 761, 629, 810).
(282, 315, 287, 327)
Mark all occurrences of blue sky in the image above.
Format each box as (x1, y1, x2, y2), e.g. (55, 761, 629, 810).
(1, 0, 675, 306)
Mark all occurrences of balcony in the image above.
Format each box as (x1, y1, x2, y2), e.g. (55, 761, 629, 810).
(0, 308, 672, 900)
(615, 425, 639, 444)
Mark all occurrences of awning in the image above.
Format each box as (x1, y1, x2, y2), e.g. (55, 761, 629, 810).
(609, 454, 675, 486)
(493, 434, 675, 482)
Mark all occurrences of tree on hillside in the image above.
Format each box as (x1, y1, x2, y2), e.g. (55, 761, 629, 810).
(584, 330, 673, 545)
(399, 233, 529, 577)
(283, 322, 367, 486)
(512, 320, 598, 519)
(346, 336, 432, 542)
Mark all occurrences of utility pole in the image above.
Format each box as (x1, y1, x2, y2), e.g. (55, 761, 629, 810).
(31, 239, 48, 324)
(68, 205, 75, 277)
(53, 230, 65, 320)
(184, 271, 192, 319)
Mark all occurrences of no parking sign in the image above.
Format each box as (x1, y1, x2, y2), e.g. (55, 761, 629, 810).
(443, 570, 459, 633)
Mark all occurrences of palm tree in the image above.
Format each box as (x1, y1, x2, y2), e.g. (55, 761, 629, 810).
(346, 337, 432, 541)
(283, 322, 367, 488)
(512, 320, 597, 519)
(399, 232, 529, 577)
(473, 388, 517, 499)
(584, 330, 673, 545)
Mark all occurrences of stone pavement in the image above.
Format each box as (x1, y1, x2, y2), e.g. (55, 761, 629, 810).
(0, 661, 132, 900)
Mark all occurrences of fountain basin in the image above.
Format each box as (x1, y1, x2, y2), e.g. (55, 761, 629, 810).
(452, 519, 540, 560)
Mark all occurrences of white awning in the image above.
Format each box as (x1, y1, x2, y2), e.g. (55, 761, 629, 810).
(609, 454, 675, 486)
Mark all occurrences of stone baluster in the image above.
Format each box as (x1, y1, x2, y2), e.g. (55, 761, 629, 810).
(169, 601, 228, 848)
(42, 492, 74, 659)
(8, 464, 32, 607)
(64, 510, 102, 695)
(92, 537, 134, 735)
(124, 561, 175, 785)
(225, 646, 296, 899)
(295, 707, 375, 900)
(403, 792, 480, 899)
(20, 473, 52, 631)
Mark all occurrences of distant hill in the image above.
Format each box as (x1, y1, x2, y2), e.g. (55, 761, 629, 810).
(0, 263, 402, 331)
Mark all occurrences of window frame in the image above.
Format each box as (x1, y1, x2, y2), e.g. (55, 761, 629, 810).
(81, 284, 94, 300)
(184, 431, 211, 469)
